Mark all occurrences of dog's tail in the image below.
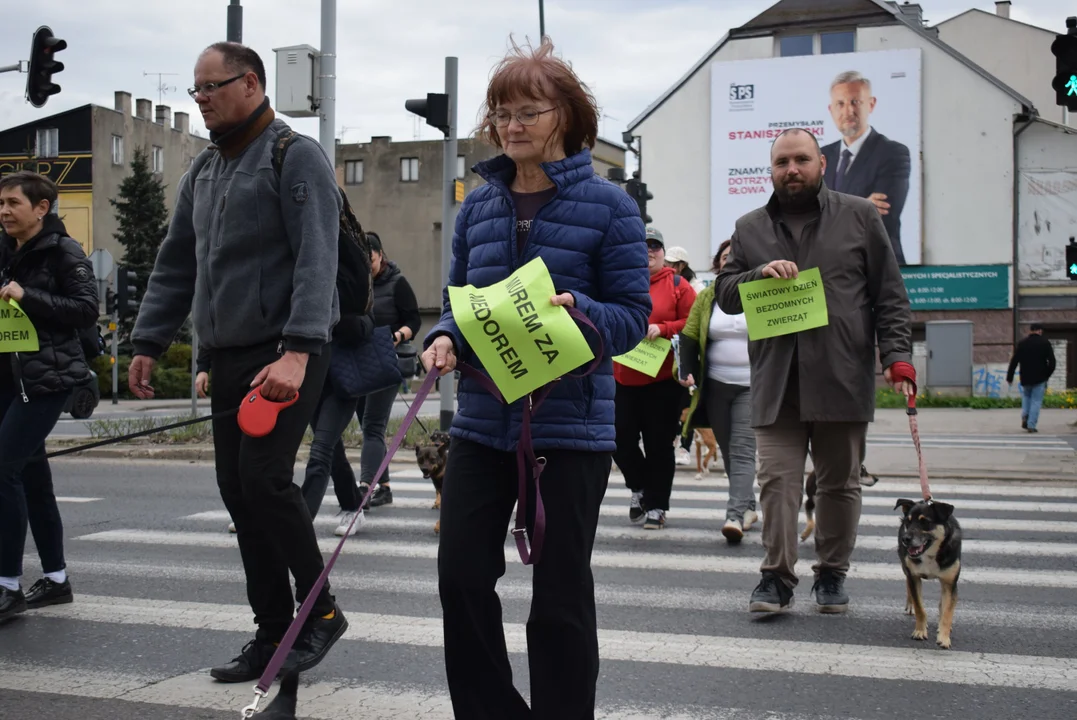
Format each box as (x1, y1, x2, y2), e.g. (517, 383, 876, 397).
(800, 471, 817, 542)
(260, 670, 299, 717)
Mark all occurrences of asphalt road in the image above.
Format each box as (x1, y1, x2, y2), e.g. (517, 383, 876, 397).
(2, 458, 1076, 719)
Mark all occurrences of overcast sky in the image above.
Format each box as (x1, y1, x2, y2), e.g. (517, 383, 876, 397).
(0, 0, 1066, 152)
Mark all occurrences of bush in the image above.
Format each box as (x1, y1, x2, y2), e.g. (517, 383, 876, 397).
(91, 350, 194, 400)
(159, 344, 192, 370)
(875, 388, 1077, 409)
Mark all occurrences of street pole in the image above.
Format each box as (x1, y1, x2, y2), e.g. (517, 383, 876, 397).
(539, 0, 545, 40)
(0, 63, 23, 75)
(111, 280, 119, 405)
(190, 325, 198, 416)
(319, 0, 337, 165)
(227, 0, 242, 43)
(440, 56, 459, 432)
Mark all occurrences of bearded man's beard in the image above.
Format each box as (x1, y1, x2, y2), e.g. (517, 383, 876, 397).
(774, 176, 823, 213)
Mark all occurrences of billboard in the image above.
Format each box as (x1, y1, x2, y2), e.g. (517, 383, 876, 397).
(1017, 170, 1077, 283)
(710, 48, 922, 266)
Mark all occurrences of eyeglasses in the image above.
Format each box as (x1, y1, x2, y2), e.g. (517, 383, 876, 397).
(646, 241, 664, 251)
(488, 107, 556, 128)
(188, 73, 246, 99)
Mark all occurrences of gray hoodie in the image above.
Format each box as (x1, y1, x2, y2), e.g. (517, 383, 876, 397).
(132, 110, 340, 358)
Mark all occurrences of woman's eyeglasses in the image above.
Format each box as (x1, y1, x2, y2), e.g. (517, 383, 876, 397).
(488, 108, 556, 127)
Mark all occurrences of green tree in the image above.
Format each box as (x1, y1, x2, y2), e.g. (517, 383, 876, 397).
(110, 146, 169, 296)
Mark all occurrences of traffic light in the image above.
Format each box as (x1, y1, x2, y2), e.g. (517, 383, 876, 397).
(404, 93, 451, 136)
(25, 26, 67, 109)
(115, 266, 139, 318)
(1067, 238, 1077, 282)
(1052, 19, 1077, 111)
(105, 288, 116, 315)
(625, 172, 653, 224)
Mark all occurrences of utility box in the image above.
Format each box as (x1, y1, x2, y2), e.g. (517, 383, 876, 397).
(924, 320, 973, 395)
(273, 44, 318, 118)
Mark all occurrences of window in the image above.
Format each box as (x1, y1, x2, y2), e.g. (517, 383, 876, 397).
(345, 159, 364, 185)
(456, 155, 466, 179)
(400, 157, 419, 182)
(35, 128, 59, 158)
(821, 31, 855, 55)
(152, 146, 164, 174)
(111, 135, 124, 166)
(779, 35, 814, 57)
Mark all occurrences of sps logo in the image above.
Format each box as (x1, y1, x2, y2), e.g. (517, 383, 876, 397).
(729, 84, 754, 101)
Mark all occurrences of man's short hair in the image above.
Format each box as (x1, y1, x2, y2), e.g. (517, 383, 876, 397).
(771, 128, 821, 158)
(1030, 323, 1044, 332)
(204, 42, 267, 90)
(831, 70, 871, 93)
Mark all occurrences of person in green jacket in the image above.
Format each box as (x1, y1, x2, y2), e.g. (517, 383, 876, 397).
(676, 240, 758, 543)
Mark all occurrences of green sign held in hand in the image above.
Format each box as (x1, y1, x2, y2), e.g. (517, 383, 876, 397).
(0, 299, 39, 353)
(448, 257, 596, 404)
(738, 267, 829, 341)
(613, 337, 671, 378)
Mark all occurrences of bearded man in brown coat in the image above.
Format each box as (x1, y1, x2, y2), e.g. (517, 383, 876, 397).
(715, 128, 913, 615)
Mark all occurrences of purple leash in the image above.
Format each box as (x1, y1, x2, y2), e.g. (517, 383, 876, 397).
(458, 306, 604, 566)
(242, 371, 438, 717)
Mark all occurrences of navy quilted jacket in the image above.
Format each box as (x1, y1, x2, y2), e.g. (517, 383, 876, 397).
(424, 148, 651, 453)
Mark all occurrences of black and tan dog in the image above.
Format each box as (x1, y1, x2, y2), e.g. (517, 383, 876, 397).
(800, 465, 879, 542)
(894, 497, 962, 649)
(415, 430, 450, 533)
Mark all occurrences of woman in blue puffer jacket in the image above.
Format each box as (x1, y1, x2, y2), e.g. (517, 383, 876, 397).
(421, 37, 651, 720)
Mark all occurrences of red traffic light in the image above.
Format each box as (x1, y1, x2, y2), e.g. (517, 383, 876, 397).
(26, 26, 67, 109)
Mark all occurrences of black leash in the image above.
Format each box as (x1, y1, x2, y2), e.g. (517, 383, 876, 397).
(2, 408, 238, 469)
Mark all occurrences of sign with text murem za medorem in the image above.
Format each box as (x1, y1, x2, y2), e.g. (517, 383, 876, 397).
(899, 265, 1010, 310)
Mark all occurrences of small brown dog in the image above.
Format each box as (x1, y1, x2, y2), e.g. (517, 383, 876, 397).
(800, 465, 879, 541)
(415, 430, 450, 534)
(680, 407, 719, 479)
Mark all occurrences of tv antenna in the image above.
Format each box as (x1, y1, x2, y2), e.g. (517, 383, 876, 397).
(144, 71, 179, 105)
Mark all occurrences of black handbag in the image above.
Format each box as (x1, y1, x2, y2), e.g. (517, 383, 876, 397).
(328, 325, 402, 399)
(396, 341, 418, 379)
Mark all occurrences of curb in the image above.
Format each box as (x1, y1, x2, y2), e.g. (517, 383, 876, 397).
(46, 443, 1077, 483)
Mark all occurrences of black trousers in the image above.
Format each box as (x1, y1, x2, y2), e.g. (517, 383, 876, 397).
(612, 379, 684, 511)
(438, 438, 611, 720)
(210, 340, 336, 642)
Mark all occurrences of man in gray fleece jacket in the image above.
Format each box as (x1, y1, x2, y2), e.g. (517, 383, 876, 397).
(129, 42, 347, 683)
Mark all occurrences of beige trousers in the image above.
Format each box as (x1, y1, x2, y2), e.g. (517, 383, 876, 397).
(755, 400, 867, 589)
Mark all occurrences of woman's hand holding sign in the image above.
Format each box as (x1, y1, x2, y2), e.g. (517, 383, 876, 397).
(422, 335, 458, 377)
(0, 281, 25, 302)
(761, 260, 799, 280)
(550, 292, 576, 309)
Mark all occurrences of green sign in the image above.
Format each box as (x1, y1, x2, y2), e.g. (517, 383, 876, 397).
(448, 257, 595, 404)
(614, 337, 671, 377)
(900, 265, 1010, 310)
(738, 267, 829, 341)
(0, 299, 39, 352)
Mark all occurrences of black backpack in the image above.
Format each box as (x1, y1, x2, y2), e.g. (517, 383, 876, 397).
(270, 130, 374, 317)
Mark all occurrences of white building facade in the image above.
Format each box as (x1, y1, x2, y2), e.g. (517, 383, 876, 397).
(626, 0, 1077, 392)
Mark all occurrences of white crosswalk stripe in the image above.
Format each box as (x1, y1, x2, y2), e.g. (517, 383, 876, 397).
(9, 463, 1077, 718)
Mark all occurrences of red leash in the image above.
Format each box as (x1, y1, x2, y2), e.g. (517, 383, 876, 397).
(241, 371, 438, 718)
(888, 361, 931, 501)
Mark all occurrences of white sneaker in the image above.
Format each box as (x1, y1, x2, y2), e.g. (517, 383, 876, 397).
(643, 508, 666, 530)
(674, 448, 691, 466)
(742, 510, 759, 532)
(334, 510, 365, 537)
(629, 491, 646, 523)
(722, 518, 744, 543)
(227, 522, 236, 534)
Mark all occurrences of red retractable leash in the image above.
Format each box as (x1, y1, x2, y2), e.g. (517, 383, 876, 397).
(887, 361, 932, 502)
(240, 370, 439, 718)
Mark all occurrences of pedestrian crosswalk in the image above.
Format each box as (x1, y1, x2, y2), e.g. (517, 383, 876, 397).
(5, 458, 1077, 719)
(867, 432, 1075, 452)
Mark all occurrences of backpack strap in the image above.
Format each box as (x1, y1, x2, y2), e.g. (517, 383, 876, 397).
(673, 274, 681, 288)
(271, 129, 300, 178)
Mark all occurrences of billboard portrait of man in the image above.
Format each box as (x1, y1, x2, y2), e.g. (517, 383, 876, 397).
(822, 70, 912, 265)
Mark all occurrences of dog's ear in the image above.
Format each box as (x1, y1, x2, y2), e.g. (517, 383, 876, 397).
(893, 498, 916, 516)
(930, 502, 955, 523)
(259, 669, 299, 717)
(415, 445, 422, 457)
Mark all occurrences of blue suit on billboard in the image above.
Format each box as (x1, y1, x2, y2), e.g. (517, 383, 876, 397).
(822, 128, 911, 265)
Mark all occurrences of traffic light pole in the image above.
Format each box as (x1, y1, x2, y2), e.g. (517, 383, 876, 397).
(440, 57, 459, 432)
(319, 0, 337, 165)
(0, 63, 23, 74)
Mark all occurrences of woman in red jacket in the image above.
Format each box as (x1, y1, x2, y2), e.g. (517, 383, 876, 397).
(613, 227, 697, 529)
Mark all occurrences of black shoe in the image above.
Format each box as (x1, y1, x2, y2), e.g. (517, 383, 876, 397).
(0, 587, 27, 623)
(812, 571, 849, 614)
(1022, 417, 1028, 430)
(209, 638, 291, 683)
(369, 484, 393, 507)
(25, 578, 73, 609)
(294, 604, 349, 673)
(748, 572, 794, 613)
(1028, 428, 1039, 434)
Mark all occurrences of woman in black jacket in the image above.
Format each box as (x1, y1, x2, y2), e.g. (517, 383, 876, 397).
(0, 171, 99, 621)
